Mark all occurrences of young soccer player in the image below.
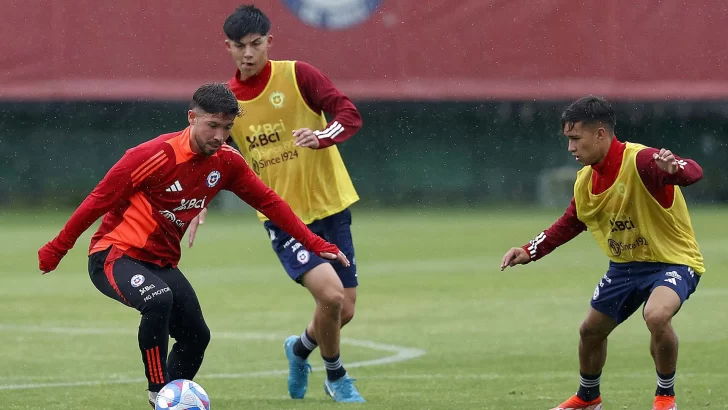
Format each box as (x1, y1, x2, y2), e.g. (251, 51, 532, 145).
(37, 83, 348, 408)
(501, 96, 704, 410)
(187, 4, 365, 403)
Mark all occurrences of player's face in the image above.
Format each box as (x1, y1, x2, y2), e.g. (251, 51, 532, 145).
(563, 121, 608, 166)
(225, 34, 272, 80)
(188, 111, 236, 156)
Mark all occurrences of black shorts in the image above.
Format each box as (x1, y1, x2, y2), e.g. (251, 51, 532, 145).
(88, 246, 206, 324)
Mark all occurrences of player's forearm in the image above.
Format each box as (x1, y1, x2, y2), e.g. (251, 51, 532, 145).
(250, 189, 327, 250)
(263, 200, 326, 250)
(521, 199, 586, 261)
(54, 190, 118, 250)
(315, 108, 363, 149)
(230, 167, 328, 251)
(664, 158, 703, 186)
(637, 149, 704, 187)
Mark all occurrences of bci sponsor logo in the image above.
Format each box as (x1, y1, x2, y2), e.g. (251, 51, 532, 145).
(246, 121, 286, 150)
(610, 217, 636, 233)
(173, 197, 207, 212)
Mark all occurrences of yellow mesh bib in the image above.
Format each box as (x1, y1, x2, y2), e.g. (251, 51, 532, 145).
(230, 60, 359, 223)
(574, 142, 704, 273)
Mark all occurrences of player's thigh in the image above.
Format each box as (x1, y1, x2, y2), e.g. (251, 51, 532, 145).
(590, 262, 651, 325)
(643, 264, 700, 318)
(263, 220, 330, 285)
(88, 248, 171, 311)
(321, 209, 358, 289)
(157, 267, 209, 340)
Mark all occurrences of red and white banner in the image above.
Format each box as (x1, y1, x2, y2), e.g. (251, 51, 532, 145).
(1, 0, 726, 101)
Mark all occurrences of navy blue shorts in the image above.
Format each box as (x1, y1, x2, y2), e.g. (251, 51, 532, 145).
(591, 261, 700, 324)
(263, 208, 358, 288)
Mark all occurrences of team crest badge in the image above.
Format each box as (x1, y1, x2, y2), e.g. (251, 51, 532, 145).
(269, 91, 285, 108)
(130, 274, 145, 288)
(283, 0, 382, 30)
(297, 250, 310, 264)
(206, 170, 221, 187)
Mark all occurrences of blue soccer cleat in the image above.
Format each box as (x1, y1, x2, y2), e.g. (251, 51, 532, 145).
(324, 374, 366, 403)
(284, 335, 312, 399)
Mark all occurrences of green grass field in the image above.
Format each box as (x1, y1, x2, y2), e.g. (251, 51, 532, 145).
(1, 207, 726, 409)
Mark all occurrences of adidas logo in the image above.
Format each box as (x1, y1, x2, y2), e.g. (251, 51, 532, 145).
(165, 181, 183, 192)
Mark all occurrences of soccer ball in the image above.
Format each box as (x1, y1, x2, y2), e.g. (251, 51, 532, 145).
(155, 379, 210, 410)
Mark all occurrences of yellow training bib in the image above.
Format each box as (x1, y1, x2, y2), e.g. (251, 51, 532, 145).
(574, 142, 704, 273)
(230, 60, 359, 224)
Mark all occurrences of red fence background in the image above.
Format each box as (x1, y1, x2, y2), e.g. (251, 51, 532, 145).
(2, 0, 726, 101)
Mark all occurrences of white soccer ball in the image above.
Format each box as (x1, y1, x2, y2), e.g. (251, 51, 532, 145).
(155, 379, 210, 410)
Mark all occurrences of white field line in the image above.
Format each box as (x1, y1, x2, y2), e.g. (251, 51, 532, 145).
(0, 324, 425, 391)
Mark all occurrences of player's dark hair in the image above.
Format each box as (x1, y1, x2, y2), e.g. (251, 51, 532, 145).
(561, 95, 616, 133)
(223, 5, 271, 41)
(189, 83, 240, 116)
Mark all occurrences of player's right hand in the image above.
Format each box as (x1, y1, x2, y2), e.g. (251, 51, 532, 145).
(500, 247, 530, 271)
(38, 241, 68, 274)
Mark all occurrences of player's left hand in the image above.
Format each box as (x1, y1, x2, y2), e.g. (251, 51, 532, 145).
(293, 128, 320, 149)
(38, 241, 67, 274)
(187, 208, 207, 248)
(653, 148, 679, 174)
(320, 251, 350, 267)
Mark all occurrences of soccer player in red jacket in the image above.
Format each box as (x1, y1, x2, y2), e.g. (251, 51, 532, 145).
(501, 96, 704, 410)
(37, 83, 348, 408)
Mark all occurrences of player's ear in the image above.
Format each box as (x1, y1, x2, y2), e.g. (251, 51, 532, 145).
(267, 34, 273, 48)
(596, 126, 606, 141)
(224, 39, 232, 52)
(188, 110, 196, 126)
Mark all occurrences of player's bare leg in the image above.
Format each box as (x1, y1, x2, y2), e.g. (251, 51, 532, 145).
(551, 308, 617, 410)
(304, 264, 364, 402)
(303, 286, 356, 349)
(579, 308, 616, 375)
(284, 264, 363, 401)
(302, 264, 344, 361)
(644, 286, 682, 410)
(283, 263, 340, 398)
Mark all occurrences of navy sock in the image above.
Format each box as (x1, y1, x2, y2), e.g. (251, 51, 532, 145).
(656, 370, 676, 396)
(576, 371, 601, 402)
(292, 329, 317, 360)
(323, 354, 347, 381)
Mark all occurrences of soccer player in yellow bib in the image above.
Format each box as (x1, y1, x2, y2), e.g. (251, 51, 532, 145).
(188, 4, 364, 403)
(501, 96, 704, 410)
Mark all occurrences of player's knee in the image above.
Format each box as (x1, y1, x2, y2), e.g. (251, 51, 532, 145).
(341, 305, 355, 326)
(643, 307, 673, 333)
(192, 323, 211, 351)
(579, 321, 608, 341)
(317, 286, 344, 311)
